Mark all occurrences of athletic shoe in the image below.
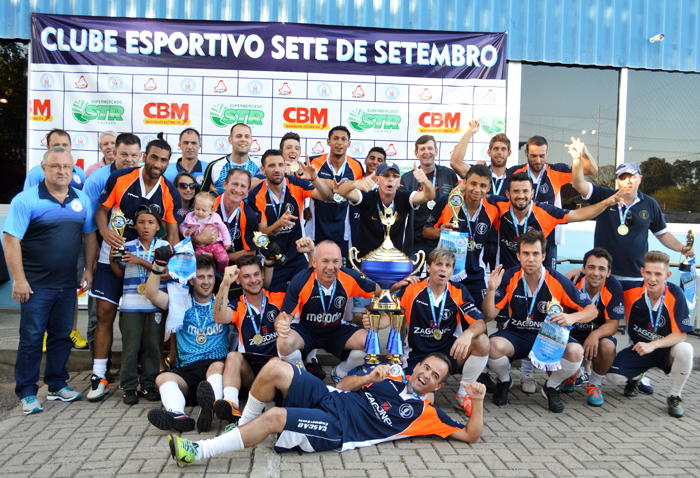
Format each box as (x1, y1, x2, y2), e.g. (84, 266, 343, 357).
(214, 399, 242, 424)
(141, 387, 161, 402)
(561, 373, 577, 393)
(21, 396, 43, 415)
(168, 434, 199, 467)
(123, 390, 139, 405)
(639, 376, 654, 395)
(70, 329, 88, 349)
(330, 365, 344, 386)
(667, 395, 684, 418)
(86, 374, 110, 402)
(148, 409, 196, 432)
(43, 332, 47, 352)
(519, 373, 537, 394)
(492, 379, 511, 406)
(575, 370, 589, 386)
(455, 393, 472, 417)
(347, 364, 368, 377)
(541, 383, 564, 413)
(477, 372, 497, 394)
(586, 384, 604, 407)
(196, 380, 215, 433)
(47, 386, 82, 402)
(306, 358, 326, 381)
(624, 375, 643, 397)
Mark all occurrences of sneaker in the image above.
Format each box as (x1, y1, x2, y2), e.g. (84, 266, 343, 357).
(575, 370, 589, 386)
(455, 394, 472, 417)
(477, 372, 496, 394)
(667, 395, 684, 418)
(43, 332, 47, 352)
(639, 376, 654, 395)
(148, 409, 196, 432)
(214, 399, 242, 424)
(586, 384, 604, 407)
(492, 379, 511, 406)
(561, 373, 577, 393)
(624, 375, 643, 398)
(541, 383, 564, 413)
(519, 373, 537, 394)
(196, 380, 215, 433)
(168, 434, 199, 467)
(70, 329, 88, 349)
(141, 387, 161, 402)
(123, 389, 139, 405)
(86, 374, 110, 402)
(47, 386, 82, 402)
(306, 358, 326, 381)
(330, 365, 344, 386)
(21, 396, 43, 415)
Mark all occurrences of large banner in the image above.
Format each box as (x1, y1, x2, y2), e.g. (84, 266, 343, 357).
(28, 13, 506, 173)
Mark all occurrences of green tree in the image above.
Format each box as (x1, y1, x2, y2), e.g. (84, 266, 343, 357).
(639, 157, 675, 196)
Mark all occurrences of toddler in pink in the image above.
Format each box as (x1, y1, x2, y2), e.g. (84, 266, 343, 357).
(180, 192, 231, 273)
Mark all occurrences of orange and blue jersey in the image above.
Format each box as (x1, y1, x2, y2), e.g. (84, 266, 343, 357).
(569, 274, 625, 338)
(619, 281, 693, 344)
(507, 163, 572, 206)
(280, 267, 375, 328)
(228, 289, 285, 355)
(495, 266, 591, 333)
(214, 195, 258, 254)
(247, 175, 314, 264)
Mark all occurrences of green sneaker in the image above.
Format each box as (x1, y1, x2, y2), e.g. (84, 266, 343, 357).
(223, 422, 239, 434)
(586, 384, 604, 407)
(168, 434, 199, 467)
(667, 395, 684, 418)
(624, 374, 643, 397)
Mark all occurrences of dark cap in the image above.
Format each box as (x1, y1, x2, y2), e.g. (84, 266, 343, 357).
(133, 204, 163, 225)
(376, 161, 401, 176)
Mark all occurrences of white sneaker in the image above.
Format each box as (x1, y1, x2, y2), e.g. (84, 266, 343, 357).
(21, 396, 43, 415)
(87, 374, 110, 402)
(47, 386, 82, 402)
(520, 373, 537, 394)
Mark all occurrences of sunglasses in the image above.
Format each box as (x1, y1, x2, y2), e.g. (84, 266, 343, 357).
(177, 183, 198, 190)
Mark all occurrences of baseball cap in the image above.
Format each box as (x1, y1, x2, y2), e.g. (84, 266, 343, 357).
(615, 162, 641, 178)
(376, 161, 401, 176)
(133, 204, 163, 225)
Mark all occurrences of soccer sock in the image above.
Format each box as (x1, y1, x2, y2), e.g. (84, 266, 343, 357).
(547, 359, 582, 388)
(279, 350, 303, 368)
(488, 356, 511, 382)
(207, 374, 224, 400)
(159, 381, 186, 414)
(670, 342, 693, 397)
(588, 371, 605, 387)
(196, 426, 244, 460)
(306, 349, 318, 363)
(238, 394, 266, 426)
(521, 358, 533, 376)
(335, 350, 366, 377)
(223, 387, 239, 405)
(458, 355, 489, 398)
(93, 358, 108, 379)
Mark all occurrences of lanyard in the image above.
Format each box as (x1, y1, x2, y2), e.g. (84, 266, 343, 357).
(137, 237, 157, 284)
(581, 277, 601, 307)
(510, 204, 532, 238)
(523, 268, 546, 319)
(266, 180, 287, 219)
(426, 279, 448, 329)
(528, 165, 547, 201)
(221, 201, 241, 244)
(316, 276, 337, 322)
(390, 364, 428, 400)
(243, 293, 267, 337)
(617, 196, 639, 226)
(461, 201, 482, 240)
(490, 168, 505, 196)
(430, 170, 437, 191)
(192, 296, 214, 333)
(644, 288, 666, 332)
(327, 158, 347, 181)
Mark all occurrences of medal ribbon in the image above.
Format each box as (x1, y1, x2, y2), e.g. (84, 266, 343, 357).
(266, 179, 287, 219)
(490, 167, 506, 196)
(192, 295, 215, 338)
(243, 293, 267, 338)
(617, 195, 639, 228)
(461, 200, 483, 241)
(326, 158, 347, 182)
(316, 276, 338, 326)
(522, 267, 546, 322)
(529, 164, 547, 201)
(137, 237, 157, 285)
(644, 287, 666, 333)
(510, 203, 532, 238)
(426, 279, 448, 331)
(221, 201, 241, 247)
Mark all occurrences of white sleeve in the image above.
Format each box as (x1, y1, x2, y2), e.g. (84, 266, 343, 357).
(408, 191, 420, 210)
(349, 190, 363, 206)
(582, 182, 594, 200)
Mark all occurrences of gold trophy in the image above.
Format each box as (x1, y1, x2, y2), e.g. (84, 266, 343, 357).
(253, 231, 288, 264)
(110, 209, 127, 263)
(679, 230, 695, 272)
(349, 207, 425, 364)
(447, 187, 463, 228)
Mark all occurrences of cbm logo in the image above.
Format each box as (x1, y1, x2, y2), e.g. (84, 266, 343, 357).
(317, 83, 332, 98)
(40, 73, 55, 89)
(214, 137, 230, 153)
(108, 76, 123, 91)
(385, 86, 400, 101)
(248, 80, 263, 95)
(73, 134, 89, 149)
(180, 78, 196, 93)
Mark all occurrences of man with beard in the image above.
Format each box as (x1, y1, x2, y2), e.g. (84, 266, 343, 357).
(87, 134, 182, 402)
(164, 128, 209, 186)
(85, 131, 117, 177)
(202, 123, 259, 195)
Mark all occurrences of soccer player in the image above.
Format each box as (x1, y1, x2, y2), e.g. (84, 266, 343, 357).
(609, 251, 694, 417)
(482, 230, 598, 413)
(163, 128, 209, 185)
(565, 248, 624, 406)
(201, 123, 259, 195)
(166, 354, 486, 464)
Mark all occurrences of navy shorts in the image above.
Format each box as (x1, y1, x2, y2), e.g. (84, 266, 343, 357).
(89, 262, 124, 305)
(406, 342, 460, 375)
(291, 321, 363, 360)
(570, 329, 618, 349)
(270, 256, 309, 288)
(275, 365, 343, 453)
(609, 346, 672, 378)
(462, 279, 487, 312)
(490, 328, 580, 362)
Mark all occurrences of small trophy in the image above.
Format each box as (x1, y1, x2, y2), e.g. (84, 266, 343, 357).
(447, 187, 463, 229)
(679, 230, 694, 272)
(111, 209, 127, 263)
(365, 312, 382, 364)
(546, 298, 563, 316)
(253, 231, 288, 265)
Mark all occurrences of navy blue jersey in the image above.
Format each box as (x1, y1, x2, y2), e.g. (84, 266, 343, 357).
(506, 163, 572, 206)
(229, 289, 285, 355)
(214, 196, 259, 254)
(569, 274, 625, 335)
(352, 189, 417, 257)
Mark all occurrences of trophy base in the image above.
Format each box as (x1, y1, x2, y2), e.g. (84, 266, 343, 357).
(112, 248, 126, 263)
(679, 263, 692, 272)
(365, 354, 380, 365)
(387, 354, 402, 365)
(276, 254, 288, 265)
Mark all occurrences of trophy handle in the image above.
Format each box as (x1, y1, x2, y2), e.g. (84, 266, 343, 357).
(410, 250, 425, 276)
(349, 247, 365, 278)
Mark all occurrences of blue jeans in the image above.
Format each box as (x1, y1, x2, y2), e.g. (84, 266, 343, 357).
(15, 287, 75, 399)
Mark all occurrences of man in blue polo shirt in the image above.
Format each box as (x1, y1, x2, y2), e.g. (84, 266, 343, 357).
(163, 128, 209, 186)
(24, 129, 86, 191)
(4, 146, 98, 415)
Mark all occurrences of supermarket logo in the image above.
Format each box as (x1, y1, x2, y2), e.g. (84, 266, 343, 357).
(40, 73, 55, 89)
(30, 99, 52, 122)
(107, 76, 123, 91)
(348, 109, 401, 133)
(282, 107, 329, 130)
(418, 112, 461, 134)
(143, 103, 191, 125)
(210, 104, 264, 128)
(72, 100, 124, 124)
(480, 114, 505, 136)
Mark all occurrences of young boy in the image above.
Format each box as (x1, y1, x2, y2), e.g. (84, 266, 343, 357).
(110, 204, 170, 405)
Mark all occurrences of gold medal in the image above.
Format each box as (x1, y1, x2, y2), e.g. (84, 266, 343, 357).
(468, 240, 477, 251)
(650, 333, 659, 341)
(433, 329, 442, 340)
(253, 334, 263, 345)
(324, 314, 333, 324)
(137, 283, 146, 295)
(195, 333, 207, 345)
(289, 161, 300, 173)
(618, 224, 629, 235)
